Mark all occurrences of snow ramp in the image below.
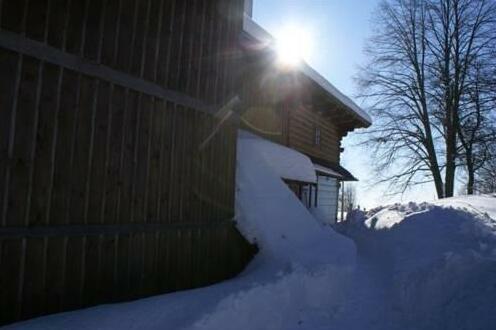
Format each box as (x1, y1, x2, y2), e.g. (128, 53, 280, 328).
(187, 131, 357, 329)
(235, 130, 355, 269)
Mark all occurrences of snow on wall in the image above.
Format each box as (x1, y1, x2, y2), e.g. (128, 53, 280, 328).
(235, 130, 354, 268)
(188, 128, 357, 329)
(238, 130, 317, 184)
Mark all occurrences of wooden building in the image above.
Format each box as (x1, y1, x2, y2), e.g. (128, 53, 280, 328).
(239, 14, 372, 224)
(0, 0, 256, 325)
(0, 0, 371, 325)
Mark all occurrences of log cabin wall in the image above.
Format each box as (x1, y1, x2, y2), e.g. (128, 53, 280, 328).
(287, 103, 342, 164)
(0, 0, 255, 325)
(239, 103, 287, 145)
(240, 69, 343, 165)
(241, 101, 342, 164)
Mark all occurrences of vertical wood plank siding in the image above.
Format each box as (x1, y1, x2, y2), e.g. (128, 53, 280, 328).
(0, 0, 255, 325)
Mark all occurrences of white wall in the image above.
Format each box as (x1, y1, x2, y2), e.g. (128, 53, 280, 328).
(315, 176, 339, 224)
(244, 0, 253, 16)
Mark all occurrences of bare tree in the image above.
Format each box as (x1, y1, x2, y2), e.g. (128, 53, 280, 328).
(427, 0, 496, 196)
(357, 0, 445, 197)
(477, 143, 496, 193)
(339, 183, 357, 221)
(457, 62, 496, 194)
(344, 184, 357, 213)
(357, 0, 496, 198)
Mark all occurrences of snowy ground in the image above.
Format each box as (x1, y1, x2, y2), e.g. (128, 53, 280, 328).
(6, 131, 496, 329)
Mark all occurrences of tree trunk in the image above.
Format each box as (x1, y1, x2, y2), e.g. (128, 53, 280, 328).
(444, 105, 458, 198)
(341, 182, 345, 222)
(431, 161, 445, 198)
(467, 169, 475, 195)
(445, 152, 456, 197)
(423, 114, 445, 198)
(466, 148, 475, 195)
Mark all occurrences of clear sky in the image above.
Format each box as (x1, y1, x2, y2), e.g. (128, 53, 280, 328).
(252, 0, 438, 209)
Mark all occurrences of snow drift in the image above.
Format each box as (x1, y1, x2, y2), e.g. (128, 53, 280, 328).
(189, 131, 355, 329)
(342, 195, 496, 330)
(235, 130, 354, 268)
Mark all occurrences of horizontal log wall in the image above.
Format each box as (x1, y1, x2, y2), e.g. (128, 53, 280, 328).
(239, 73, 343, 164)
(240, 104, 287, 145)
(0, 0, 254, 325)
(288, 103, 342, 164)
(237, 52, 345, 165)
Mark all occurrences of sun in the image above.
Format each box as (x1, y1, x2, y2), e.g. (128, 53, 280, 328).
(274, 25, 313, 68)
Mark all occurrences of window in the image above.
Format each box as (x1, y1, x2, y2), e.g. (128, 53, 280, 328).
(314, 127, 321, 146)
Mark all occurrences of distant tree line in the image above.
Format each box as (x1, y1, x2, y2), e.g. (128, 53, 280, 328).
(339, 183, 357, 221)
(357, 0, 496, 197)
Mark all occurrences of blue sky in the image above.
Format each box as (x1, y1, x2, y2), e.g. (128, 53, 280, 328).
(252, 0, 437, 208)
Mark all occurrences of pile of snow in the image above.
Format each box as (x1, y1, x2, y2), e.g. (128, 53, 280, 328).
(237, 130, 316, 184)
(342, 195, 496, 330)
(235, 130, 353, 267)
(191, 131, 355, 329)
(7, 132, 355, 330)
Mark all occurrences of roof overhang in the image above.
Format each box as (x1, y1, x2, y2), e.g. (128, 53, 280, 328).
(241, 15, 372, 128)
(311, 156, 358, 181)
(314, 164, 345, 179)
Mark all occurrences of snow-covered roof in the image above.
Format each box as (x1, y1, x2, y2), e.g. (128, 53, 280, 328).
(242, 15, 372, 127)
(314, 164, 344, 179)
(238, 130, 317, 183)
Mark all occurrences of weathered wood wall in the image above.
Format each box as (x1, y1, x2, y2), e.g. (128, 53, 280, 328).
(287, 103, 342, 164)
(0, 0, 255, 325)
(240, 104, 286, 144)
(240, 70, 343, 165)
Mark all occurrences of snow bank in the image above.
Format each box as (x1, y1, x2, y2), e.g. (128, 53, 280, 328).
(342, 195, 496, 330)
(433, 194, 496, 220)
(7, 132, 356, 330)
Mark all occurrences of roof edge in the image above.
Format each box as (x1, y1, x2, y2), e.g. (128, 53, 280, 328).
(310, 156, 358, 181)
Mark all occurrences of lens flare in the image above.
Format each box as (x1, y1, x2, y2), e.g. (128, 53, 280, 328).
(274, 25, 313, 67)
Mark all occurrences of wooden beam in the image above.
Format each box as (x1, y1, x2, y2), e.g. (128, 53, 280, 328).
(0, 29, 216, 114)
(0, 221, 234, 239)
